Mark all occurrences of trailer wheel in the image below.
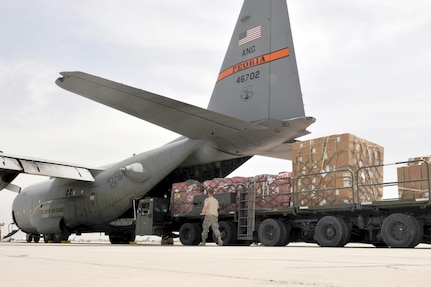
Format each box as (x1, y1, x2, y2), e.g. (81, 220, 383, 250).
(314, 216, 350, 247)
(179, 223, 200, 245)
(258, 218, 286, 246)
(277, 222, 291, 246)
(337, 217, 351, 246)
(408, 216, 423, 247)
(213, 221, 236, 245)
(381, 213, 421, 248)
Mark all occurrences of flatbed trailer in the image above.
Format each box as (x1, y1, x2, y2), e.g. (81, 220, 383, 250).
(135, 160, 431, 248)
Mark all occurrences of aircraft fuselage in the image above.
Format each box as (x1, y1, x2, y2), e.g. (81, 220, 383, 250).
(12, 138, 202, 238)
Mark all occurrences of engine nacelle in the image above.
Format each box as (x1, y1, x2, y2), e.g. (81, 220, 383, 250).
(120, 163, 151, 183)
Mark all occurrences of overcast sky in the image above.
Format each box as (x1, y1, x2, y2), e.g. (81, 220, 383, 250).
(1, 0, 431, 232)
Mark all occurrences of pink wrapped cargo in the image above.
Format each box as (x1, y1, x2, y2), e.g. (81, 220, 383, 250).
(203, 177, 248, 193)
(171, 180, 204, 215)
(171, 174, 292, 215)
(252, 172, 292, 209)
(204, 177, 248, 212)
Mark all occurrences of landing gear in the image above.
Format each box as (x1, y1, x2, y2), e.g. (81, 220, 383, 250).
(44, 234, 53, 243)
(43, 230, 70, 243)
(25, 233, 40, 243)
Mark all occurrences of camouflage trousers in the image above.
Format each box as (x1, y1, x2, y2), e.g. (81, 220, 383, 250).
(201, 214, 221, 241)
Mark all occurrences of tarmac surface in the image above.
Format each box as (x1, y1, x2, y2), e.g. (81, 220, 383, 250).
(1, 241, 430, 287)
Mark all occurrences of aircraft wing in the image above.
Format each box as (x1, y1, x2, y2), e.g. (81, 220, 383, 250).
(0, 152, 100, 192)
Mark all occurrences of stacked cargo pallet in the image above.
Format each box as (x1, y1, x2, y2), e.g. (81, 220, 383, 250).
(170, 173, 293, 216)
(203, 177, 249, 193)
(204, 177, 248, 212)
(171, 180, 204, 215)
(397, 156, 431, 199)
(292, 133, 384, 206)
(252, 172, 292, 209)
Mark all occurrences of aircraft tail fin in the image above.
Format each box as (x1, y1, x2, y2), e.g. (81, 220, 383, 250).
(208, 0, 305, 123)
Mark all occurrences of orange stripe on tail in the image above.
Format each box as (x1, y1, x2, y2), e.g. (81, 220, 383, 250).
(217, 47, 290, 82)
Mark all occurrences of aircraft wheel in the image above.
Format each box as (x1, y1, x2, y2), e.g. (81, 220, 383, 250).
(381, 213, 421, 248)
(53, 231, 70, 243)
(314, 216, 350, 247)
(179, 223, 200, 245)
(26, 234, 33, 243)
(212, 221, 236, 245)
(44, 234, 53, 243)
(25, 233, 33, 243)
(258, 218, 284, 246)
(33, 235, 40, 243)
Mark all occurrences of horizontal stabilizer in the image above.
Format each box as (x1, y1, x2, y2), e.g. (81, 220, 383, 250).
(56, 72, 314, 157)
(56, 72, 314, 156)
(56, 71, 266, 140)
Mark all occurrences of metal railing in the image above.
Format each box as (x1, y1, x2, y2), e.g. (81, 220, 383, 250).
(356, 159, 431, 204)
(293, 169, 355, 208)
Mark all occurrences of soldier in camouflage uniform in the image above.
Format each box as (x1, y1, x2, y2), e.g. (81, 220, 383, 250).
(200, 189, 223, 246)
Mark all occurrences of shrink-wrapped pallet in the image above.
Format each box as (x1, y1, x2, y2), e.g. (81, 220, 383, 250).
(292, 133, 384, 206)
(398, 157, 431, 199)
(252, 172, 292, 209)
(171, 180, 204, 215)
(203, 177, 248, 212)
(203, 177, 249, 193)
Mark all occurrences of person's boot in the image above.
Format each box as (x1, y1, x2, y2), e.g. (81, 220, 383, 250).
(217, 237, 223, 246)
(199, 241, 206, 246)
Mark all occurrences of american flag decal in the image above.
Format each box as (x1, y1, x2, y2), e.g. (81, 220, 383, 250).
(238, 26, 261, 46)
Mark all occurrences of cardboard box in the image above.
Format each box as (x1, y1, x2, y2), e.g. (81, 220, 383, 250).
(407, 155, 431, 165)
(292, 133, 384, 206)
(398, 160, 431, 199)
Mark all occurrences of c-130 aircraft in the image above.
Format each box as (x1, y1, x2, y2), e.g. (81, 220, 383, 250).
(1, 0, 314, 243)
